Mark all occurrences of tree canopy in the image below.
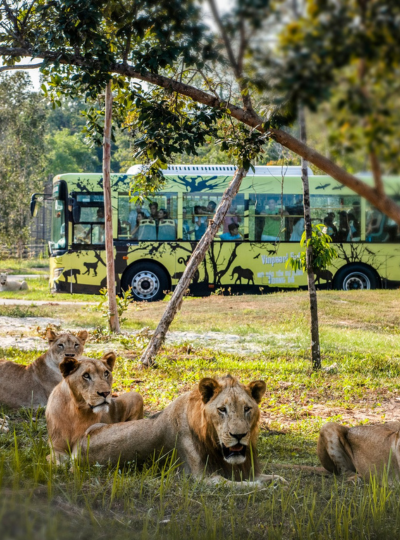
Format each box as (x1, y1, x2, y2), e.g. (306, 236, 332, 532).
(1, 0, 400, 221)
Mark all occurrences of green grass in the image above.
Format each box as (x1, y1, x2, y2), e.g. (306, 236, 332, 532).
(1, 290, 400, 538)
(0, 277, 96, 303)
(0, 257, 49, 275)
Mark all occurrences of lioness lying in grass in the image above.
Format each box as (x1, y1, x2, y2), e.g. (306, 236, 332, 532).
(318, 421, 400, 479)
(74, 375, 286, 487)
(46, 352, 143, 463)
(0, 329, 87, 411)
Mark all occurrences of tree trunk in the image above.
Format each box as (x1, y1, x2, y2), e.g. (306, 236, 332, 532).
(103, 80, 120, 334)
(299, 106, 321, 370)
(140, 167, 247, 367)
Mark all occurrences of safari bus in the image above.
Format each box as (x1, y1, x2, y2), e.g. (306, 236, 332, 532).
(31, 164, 400, 301)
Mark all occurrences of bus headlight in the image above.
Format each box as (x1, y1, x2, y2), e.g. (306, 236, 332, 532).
(53, 267, 64, 280)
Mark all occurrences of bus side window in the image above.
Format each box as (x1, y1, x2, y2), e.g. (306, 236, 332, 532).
(249, 194, 291, 242)
(366, 204, 399, 243)
(183, 194, 223, 241)
(311, 195, 362, 243)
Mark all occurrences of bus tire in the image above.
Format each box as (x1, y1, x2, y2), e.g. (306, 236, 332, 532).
(333, 264, 379, 291)
(121, 262, 169, 302)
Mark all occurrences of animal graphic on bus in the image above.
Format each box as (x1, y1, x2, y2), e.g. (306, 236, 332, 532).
(62, 269, 81, 284)
(82, 252, 106, 277)
(230, 266, 255, 285)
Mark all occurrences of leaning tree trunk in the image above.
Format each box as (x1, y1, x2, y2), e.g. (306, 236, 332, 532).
(141, 167, 247, 367)
(299, 106, 321, 370)
(103, 80, 120, 334)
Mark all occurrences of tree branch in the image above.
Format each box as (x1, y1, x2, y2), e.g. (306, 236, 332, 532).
(0, 63, 43, 72)
(1, 44, 400, 225)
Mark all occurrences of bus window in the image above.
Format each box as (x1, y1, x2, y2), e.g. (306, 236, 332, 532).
(183, 194, 244, 241)
(220, 194, 244, 241)
(366, 203, 399, 243)
(311, 195, 361, 242)
(249, 194, 299, 242)
(74, 224, 91, 244)
(50, 200, 66, 251)
(118, 193, 178, 241)
(183, 194, 219, 241)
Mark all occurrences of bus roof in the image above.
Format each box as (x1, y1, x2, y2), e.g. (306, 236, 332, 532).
(126, 164, 314, 176)
(54, 170, 400, 197)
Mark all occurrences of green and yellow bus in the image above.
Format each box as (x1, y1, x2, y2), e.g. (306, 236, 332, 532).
(32, 164, 400, 301)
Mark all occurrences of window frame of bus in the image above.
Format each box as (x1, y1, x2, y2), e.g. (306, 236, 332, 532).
(182, 192, 245, 242)
(50, 180, 68, 255)
(70, 192, 105, 248)
(117, 193, 178, 241)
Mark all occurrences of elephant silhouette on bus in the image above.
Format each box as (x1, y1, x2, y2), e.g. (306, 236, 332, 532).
(230, 266, 255, 285)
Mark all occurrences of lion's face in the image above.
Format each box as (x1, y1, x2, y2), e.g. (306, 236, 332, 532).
(0, 273, 7, 285)
(46, 328, 88, 365)
(59, 352, 115, 413)
(199, 376, 266, 465)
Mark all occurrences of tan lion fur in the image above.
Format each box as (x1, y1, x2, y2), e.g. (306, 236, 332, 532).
(0, 329, 87, 409)
(46, 352, 143, 462)
(74, 375, 286, 486)
(0, 273, 28, 291)
(318, 421, 400, 479)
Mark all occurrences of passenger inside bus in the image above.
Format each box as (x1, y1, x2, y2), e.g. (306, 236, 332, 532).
(323, 213, 338, 238)
(223, 202, 241, 233)
(260, 198, 284, 242)
(130, 211, 147, 239)
(149, 202, 159, 221)
(128, 201, 149, 233)
(182, 207, 194, 240)
(193, 205, 210, 240)
(220, 223, 242, 241)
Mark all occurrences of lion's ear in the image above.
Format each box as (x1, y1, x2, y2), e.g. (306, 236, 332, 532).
(248, 380, 267, 404)
(199, 378, 220, 404)
(102, 351, 116, 371)
(60, 357, 80, 378)
(77, 330, 88, 343)
(45, 328, 57, 344)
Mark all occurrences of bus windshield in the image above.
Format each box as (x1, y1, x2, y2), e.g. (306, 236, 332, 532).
(50, 199, 66, 253)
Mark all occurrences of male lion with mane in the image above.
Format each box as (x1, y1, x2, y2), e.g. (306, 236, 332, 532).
(0, 329, 87, 413)
(75, 375, 286, 486)
(46, 352, 143, 463)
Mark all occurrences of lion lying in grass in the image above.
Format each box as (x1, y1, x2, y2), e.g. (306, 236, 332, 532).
(75, 374, 286, 487)
(0, 273, 28, 291)
(318, 421, 400, 479)
(46, 352, 143, 463)
(0, 329, 87, 414)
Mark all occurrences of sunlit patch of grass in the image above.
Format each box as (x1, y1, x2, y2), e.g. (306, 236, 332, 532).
(0, 257, 49, 275)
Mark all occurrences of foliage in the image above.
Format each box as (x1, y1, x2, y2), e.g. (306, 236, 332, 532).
(269, 0, 400, 174)
(44, 129, 100, 175)
(0, 72, 47, 247)
(286, 224, 337, 274)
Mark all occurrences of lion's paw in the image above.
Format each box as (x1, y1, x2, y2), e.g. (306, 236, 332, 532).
(258, 474, 288, 485)
(0, 416, 9, 433)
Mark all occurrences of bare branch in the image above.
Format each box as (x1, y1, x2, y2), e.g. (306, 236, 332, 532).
(0, 63, 43, 72)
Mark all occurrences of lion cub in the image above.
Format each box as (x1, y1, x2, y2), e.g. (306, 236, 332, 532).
(46, 352, 143, 463)
(0, 329, 87, 410)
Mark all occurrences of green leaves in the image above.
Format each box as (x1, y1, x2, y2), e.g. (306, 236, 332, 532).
(287, 224, 338, 274)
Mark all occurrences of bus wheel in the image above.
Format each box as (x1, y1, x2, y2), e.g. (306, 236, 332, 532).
(334, 264, 378, 291)
(122, 263, 169, 302)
